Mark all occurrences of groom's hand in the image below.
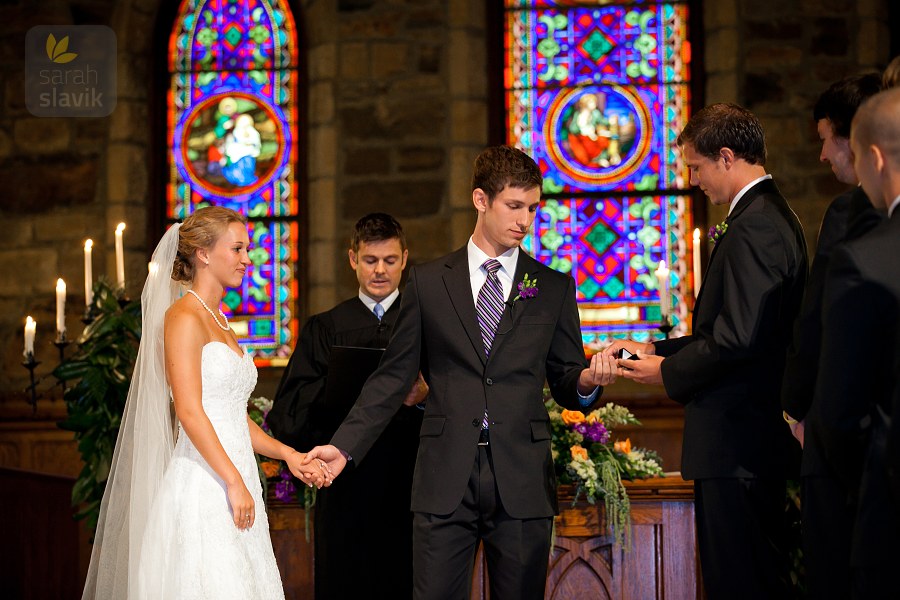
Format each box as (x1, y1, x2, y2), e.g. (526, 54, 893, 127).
(578, 351, 619, 392)
(302, 445, 349, 483)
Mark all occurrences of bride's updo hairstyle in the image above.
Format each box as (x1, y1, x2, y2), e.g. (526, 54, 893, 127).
(172, 206, 248, 283)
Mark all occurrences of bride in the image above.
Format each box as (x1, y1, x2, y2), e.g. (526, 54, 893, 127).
(82, 206, 329, 599)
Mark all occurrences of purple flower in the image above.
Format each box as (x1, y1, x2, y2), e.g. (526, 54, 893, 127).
(517, 281, 538, 299)
(708, 221, 728, 245)
(274, 470, 296, 502)
(573, 421, 610, 444)
(513, 273, 539, 302)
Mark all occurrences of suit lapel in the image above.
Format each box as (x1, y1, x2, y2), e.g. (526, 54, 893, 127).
(694, 178, 777, 318)
(442, 247, 488, 366)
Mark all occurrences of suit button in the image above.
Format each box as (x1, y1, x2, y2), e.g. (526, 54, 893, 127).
(486, 378, 493, 385)
(472, 418, 480, 428)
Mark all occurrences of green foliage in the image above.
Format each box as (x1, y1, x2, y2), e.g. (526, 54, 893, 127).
(55, 280, 141, 533)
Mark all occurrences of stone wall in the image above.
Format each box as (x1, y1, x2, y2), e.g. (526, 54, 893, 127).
(702, 0, 892, 233)
(0, 0, 893, 407)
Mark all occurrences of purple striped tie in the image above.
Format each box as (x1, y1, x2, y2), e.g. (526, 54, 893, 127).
(476, 259, 504, 430)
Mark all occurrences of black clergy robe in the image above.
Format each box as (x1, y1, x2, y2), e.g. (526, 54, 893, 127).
(270, 295, 422, 600)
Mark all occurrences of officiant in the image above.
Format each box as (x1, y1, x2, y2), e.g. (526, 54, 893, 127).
(269, 213, 427, 600)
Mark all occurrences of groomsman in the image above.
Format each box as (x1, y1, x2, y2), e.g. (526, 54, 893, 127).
(306, 146, 618, 599)
(780, 74, 884, 599)
(812, 87, 900, 598)
(606, 103, 808, 598)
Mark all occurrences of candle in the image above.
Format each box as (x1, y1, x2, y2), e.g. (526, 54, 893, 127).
(692, 228, 702, 298)
(24, 316, 36, 358)
(115, 222, 126, 289)
(56, 278, 66, 338)
(84, 239, 93, 306)
(655, 259, 670, 318)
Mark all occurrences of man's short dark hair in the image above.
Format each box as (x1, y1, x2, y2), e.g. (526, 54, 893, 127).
(351, 213, 406, 253)
(677, 103, 767, 165)
(813, 73, 882, 138)
(471, 145, 543, 200)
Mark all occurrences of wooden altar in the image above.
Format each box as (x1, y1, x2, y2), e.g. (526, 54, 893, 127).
(268, 474, 700, 600)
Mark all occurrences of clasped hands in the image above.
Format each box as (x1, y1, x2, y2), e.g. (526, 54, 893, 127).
(295, 373, 429, 487)
(284, 449, 334, 489)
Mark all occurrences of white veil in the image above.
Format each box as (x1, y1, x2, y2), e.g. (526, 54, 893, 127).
(81, 223, 184, 599)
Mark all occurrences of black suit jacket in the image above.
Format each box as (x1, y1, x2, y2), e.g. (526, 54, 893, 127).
(812, 213, 900, 566)
(782, 187, 884, 477)
(332, 247, 592, 518)
(655, 178, 808, 479)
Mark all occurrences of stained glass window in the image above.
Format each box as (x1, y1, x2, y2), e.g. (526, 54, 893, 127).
(505, 0, 694, 348)
(168, 0, 299, 366)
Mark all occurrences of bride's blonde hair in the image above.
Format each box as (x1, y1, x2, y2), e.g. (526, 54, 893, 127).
(172, 206, 247, 283)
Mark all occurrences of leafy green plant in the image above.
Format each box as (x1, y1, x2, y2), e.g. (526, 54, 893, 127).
(55, 280, 141, 534)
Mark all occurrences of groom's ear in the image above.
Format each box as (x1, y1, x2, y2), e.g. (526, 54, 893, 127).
(472, 188, 489, 213)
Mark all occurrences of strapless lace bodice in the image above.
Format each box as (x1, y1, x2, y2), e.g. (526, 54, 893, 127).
(200, 342, 258, 418)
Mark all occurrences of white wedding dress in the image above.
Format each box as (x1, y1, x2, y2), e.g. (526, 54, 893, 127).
(137, 341, 285, 599)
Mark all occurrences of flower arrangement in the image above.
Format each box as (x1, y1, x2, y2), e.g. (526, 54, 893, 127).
(708, 220, 728, 245)
(546, 398, 664, 546)
(248, 396, 316, 539)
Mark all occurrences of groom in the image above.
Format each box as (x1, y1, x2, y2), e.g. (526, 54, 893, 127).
(305, 145, 617, 599)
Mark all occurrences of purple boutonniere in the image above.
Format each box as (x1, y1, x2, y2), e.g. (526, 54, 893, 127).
(513, 273, 539, 302)
(708, 220, 728, 245)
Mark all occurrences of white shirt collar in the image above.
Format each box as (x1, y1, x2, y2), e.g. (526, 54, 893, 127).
(358, 288, 400, 314)
(467, 237, 519, 279)
(888, 194, 900, 218)
(728, 174, 773, 215)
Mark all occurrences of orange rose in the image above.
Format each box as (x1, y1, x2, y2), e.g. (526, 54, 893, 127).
(614, 438, 632, 454)
(261, 460, 282, 478)
(570, 445, 588, 461)
(561, 409, 586, 425)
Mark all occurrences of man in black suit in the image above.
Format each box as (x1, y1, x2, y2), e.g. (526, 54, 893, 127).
(268, 213, 428, 599)
(780, 74, 884, 599)
(606, 104, 808, 598)
(812, 87, 900, 599)
(305, 146, 618, 599)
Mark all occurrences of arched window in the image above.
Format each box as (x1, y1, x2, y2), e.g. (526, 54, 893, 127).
(503, 1, 695, 347)
(167, 0, 301, 366)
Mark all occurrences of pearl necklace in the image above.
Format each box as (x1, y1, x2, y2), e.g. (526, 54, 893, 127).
(187, 290, 230, 331)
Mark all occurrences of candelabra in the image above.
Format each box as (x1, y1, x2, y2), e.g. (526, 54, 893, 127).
(658, 315, 673, 340)
(21, 352, 40, 416)
(54, 333, 71, 394)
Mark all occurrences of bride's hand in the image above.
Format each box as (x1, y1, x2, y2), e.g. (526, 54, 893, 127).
(284, 449, 329, 489)
(227, 480, 255, 530)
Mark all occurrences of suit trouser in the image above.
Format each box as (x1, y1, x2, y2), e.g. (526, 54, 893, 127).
(694, 478, 793, 600)
(412, 443, 553, 600)
(801, 474, 852, 600)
